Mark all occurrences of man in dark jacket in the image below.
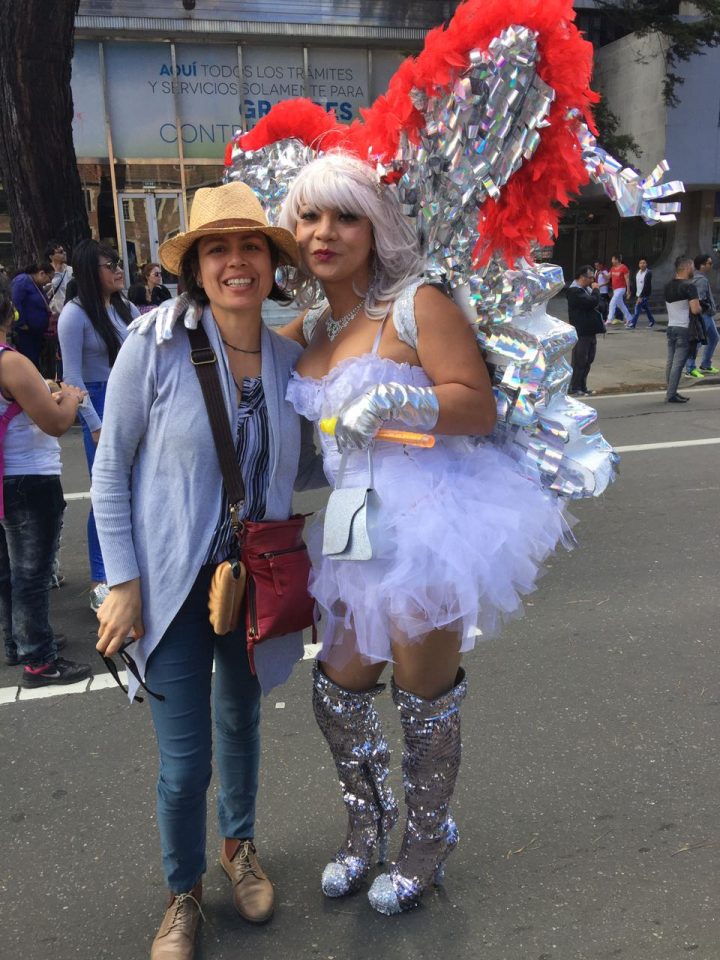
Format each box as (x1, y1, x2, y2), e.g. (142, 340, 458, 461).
(628, 257, 655, 328)
(566, 264, 605, 396)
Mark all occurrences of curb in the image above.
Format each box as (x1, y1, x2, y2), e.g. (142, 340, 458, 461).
(593, 375, 720, 397)
(594, 383, 666, 396)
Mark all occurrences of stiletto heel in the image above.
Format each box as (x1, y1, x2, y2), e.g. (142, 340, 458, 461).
(312, 664, 398, 898)
(368, 673, 467, 916)
(432, 818, 459, 885)
(377, 831, 389, 865)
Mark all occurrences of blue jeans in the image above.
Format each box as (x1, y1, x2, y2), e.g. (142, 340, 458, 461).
(699, 313, 719, 368)
(666, 327, 690, 399)
(630, 296, 655, 326)
(0, 476, 64, 666)
(80, 381, 106, 582)
(145, 566, 261, 893)
(608, 287, 632, 323)
(685, 314, 718, 373)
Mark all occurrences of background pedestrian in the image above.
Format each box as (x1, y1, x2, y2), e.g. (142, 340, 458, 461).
(684, 253, 718, 377)
(0, 277, 90, 687)
(9, 260, 52, 368)
(57, 240, 138, 612)
(607, 253, 633, 326)
(664, 255, 702, 403)
(593, 261, 610, 321)
(628, 257, 655, 328)
(141, 262, 172, 306)
(566, 264, 605, 395)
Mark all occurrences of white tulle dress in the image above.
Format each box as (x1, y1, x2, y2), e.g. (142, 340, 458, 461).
(286, 282, 572, 668)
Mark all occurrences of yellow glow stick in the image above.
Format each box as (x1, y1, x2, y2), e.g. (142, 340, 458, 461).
(319, 417, 435, 448)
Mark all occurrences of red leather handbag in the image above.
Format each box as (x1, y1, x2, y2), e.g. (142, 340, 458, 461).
(240, 515, 315, 668)
(188, 326, 315, 672)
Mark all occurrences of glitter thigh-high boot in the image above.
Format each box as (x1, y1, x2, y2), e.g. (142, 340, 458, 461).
(368, 670, 467, 915)
(312, 663, 399, 897)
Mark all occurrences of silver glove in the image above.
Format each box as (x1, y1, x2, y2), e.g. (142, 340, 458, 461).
(334, 382, 439, 452)
(127, 293, 200, 344)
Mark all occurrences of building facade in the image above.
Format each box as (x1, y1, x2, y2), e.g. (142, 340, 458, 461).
(560, 2, 720, 295)
(54, 0, 455, 287)
(1, 1, 716, 299)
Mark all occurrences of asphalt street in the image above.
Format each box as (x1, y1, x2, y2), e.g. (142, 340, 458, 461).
(1, 385, 719, 960)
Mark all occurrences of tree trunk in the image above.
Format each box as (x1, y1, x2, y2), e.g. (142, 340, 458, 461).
(0, 0, 89, 268)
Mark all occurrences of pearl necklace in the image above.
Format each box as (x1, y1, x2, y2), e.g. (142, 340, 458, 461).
(325, 298, 366, 341)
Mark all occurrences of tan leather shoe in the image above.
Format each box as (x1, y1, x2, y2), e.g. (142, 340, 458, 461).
(220, 840, 274, 924)
(150, 890, 204, 960)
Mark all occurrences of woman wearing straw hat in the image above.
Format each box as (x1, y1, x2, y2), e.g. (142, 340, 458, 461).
(91, 181, 325, 959)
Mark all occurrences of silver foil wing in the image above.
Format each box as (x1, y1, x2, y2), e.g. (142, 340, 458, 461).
(225, 136, 315, 226)
(455, 289, 620, 500)
(573, 115, 684, 223)
(394, 25, 555, 288)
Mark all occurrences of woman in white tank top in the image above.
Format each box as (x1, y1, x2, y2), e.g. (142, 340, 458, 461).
(0, 278, 89, 688)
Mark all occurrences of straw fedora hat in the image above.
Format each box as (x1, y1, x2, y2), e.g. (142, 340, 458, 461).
(159, 181, 299, 275)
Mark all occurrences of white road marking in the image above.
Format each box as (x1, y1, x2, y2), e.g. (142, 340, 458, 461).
(58, 387, 720, 503)
(62, 430, 720, 508)
(0, 650, 322, 707)
(615, 437, 720, 453)
(18, 678, 91, 700)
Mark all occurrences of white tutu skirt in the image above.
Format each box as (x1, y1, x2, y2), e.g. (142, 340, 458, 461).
(305, 438, 573, 669)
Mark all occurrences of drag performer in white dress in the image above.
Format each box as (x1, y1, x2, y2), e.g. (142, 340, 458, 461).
(279, 153, 570, 915)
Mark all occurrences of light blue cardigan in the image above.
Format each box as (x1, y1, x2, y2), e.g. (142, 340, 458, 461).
(91, 306, 326, 701)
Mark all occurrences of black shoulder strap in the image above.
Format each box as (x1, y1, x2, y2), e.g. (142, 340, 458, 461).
(187, 324, 246, 515)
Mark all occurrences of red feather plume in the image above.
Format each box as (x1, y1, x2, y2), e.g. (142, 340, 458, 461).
(237, 99, 349, 152)
(228, 0, 599, 266)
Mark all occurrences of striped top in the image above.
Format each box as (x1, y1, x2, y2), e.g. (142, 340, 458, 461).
(204, 376, 269, 564)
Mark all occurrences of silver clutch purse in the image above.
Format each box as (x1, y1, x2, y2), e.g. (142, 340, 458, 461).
(322, 451, 381, 562)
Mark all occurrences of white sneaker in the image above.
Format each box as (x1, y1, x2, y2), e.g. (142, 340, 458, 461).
(89, 583, 110, 612)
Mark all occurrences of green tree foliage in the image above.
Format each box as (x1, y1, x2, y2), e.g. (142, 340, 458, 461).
(595, 1, 720, 104)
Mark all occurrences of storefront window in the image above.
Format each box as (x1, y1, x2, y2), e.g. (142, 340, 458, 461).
(241, 45, 305, 130)
(184, 163, 225, 193)
(112, 163, 184, 285)
(555, 200, 670, 281)
(306, 47, 369, 122)
(114, 162, 182, 193)
(371, 50, 408, 100)
(618, 219, 668, 264)
(104, 42, 178, 161)
(78, 161, 117, 246)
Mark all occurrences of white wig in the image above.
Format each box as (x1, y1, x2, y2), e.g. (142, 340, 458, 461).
(278, 152, 425, 319)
